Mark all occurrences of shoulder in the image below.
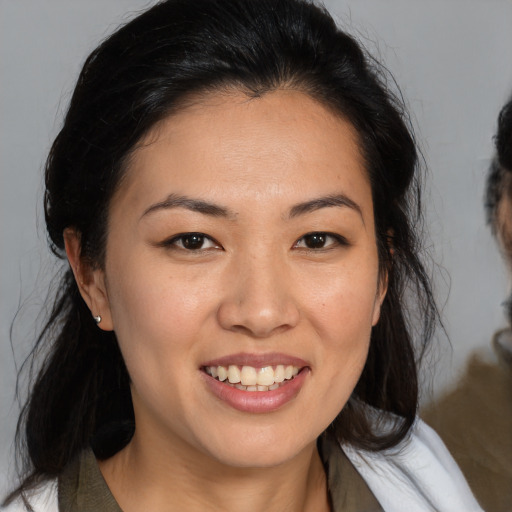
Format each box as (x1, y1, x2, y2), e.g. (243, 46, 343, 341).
(342, 417, 484, 512)
(2, 480, 58, 512)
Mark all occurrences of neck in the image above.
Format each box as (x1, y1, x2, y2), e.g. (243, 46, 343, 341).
(99, 431, 330, 512)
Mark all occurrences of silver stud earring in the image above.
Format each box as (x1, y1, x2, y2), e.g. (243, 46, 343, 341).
(93, 315, 102, 324)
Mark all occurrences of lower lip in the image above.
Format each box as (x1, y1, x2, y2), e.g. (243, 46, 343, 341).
(202, 369, 309, 413)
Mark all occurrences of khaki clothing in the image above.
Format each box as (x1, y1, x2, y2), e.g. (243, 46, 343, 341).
(320, 435, 382, 512)
(58, 450, 121, 512)
(424, 328, 512, 512)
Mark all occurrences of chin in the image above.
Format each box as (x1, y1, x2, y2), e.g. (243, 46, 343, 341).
(195, 423, 316, 469)
(207, 445, 304, 469)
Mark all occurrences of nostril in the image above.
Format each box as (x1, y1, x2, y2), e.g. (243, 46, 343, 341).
(227, 322, 295, 339)
(217, 299, 300, 338)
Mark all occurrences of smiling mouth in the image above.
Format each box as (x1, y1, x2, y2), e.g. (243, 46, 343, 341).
(202, 364, 302, 392)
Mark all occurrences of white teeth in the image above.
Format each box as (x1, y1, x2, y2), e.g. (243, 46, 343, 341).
(256, 366, 274, 386)
(217, 366, 228, 382)
(230, 384, 271, 392)
(240, 366, 258, 386)
(274, 365, 285, 383)
(228, 365, 241, 384)
(205, 363, 302, 390)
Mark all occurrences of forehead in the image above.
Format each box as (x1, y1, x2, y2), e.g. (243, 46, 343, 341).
(114, 90, 372, 217)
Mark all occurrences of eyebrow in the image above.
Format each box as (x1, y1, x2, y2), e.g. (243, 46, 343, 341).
(288, 194, 363, 221)
(141, 192, 363, 222)
(141, 193, 235, 220)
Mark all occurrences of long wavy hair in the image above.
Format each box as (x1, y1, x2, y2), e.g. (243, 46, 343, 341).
(6, 0, 439, 504)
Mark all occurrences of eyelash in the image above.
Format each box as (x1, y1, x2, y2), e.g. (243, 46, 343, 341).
(293, 232, 349, 251)
(162, 232, 221, 251)
(161, 231, 348, 252)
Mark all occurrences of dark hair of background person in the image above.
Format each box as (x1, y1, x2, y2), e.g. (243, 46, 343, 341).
(5, 0, 439, 503)
(486, 96, 512, 234)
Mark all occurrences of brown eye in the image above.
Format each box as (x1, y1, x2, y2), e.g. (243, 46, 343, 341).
(303, 233, 327, 249)
(294, 232, 347, 250)
(181, 234, 206, 250)
(167, 233, 219, 251)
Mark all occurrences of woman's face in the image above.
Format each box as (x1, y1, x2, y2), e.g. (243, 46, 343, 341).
(96, 90, 385, 468)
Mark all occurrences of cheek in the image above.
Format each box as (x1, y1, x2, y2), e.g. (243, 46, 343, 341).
(317, 286, 374, 374)
(302, 261, 380, 336)
(104, 256, 218, 380)
(301, 261, 379, 397)
(104, 267, 218, 434)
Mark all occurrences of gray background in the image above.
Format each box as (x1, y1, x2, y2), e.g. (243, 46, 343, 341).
(2, 0, 512, 494)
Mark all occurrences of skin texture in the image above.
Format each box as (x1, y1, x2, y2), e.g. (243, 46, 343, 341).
(65, 90, 386, 512)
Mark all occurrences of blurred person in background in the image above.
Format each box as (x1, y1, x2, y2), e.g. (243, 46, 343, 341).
(425, 94, 512, 512)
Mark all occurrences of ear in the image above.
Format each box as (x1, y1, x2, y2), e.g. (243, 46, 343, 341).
(371, 269, 388, 326)
(372, 233, 392, 326)
(63, 228, 114, 331)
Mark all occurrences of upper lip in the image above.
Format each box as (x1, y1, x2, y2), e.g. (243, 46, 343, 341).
(201, 352, 309, 369)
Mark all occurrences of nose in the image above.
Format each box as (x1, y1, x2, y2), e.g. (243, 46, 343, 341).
(217, 253, 300, 338)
